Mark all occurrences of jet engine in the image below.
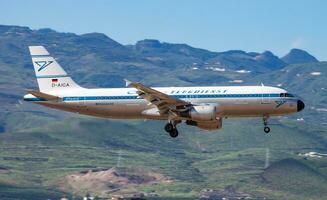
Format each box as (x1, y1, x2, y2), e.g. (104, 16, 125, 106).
(180, 104, 220, 121)
(179, 104, 223, 130)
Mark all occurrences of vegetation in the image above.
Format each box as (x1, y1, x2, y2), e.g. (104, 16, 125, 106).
(0, 25, 326, 199)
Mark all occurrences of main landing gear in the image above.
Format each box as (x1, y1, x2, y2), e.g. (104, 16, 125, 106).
(164, 121, 180, 138)
(263, 116, 271, 134)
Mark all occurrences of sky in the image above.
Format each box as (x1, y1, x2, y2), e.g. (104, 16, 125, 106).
(1, 0, 326, 60)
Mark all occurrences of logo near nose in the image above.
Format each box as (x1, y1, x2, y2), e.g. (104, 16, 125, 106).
(35, 61, 53, 72)
(275, 100, 286, 108)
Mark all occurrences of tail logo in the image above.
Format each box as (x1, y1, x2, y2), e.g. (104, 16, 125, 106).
(35, 61, 54, 72)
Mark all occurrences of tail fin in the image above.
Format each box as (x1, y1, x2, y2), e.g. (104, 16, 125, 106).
(29, 46, 83, 92)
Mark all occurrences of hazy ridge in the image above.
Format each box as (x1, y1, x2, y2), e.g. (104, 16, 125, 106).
(0, 25, 326, 200)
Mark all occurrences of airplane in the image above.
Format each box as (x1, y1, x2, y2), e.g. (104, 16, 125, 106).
(23, 46, 305, 138)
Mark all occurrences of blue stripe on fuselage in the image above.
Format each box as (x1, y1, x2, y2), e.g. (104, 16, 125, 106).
(24, 93, 282, 102)
(62, 93, 280, 101)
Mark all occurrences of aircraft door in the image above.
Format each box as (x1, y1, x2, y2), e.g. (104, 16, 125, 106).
(77, 96, 88, 110)
(261, 93, 270, 104)
(78, 96, 85, 105)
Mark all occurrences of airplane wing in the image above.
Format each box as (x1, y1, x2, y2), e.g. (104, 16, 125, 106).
(27, 90, 61, 101)
(125, 80, 190, 114)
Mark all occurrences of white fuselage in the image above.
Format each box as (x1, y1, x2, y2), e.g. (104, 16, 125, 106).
(25, 46, 305, 135)
(24, 85, 300, 120)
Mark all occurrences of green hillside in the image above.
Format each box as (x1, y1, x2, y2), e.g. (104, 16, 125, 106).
(261, 158, 327, 198)
(1, 117, 327, 199)
(0, 25, 327, 199)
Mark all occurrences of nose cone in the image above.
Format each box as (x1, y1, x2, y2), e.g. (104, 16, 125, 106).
(297, 100, 305, 112)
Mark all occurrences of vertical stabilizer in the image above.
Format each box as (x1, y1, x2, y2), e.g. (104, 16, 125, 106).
(29, 46, 83, 92)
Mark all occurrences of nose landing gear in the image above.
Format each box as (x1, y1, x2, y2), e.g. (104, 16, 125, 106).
(264, 126, 271, 133)
(164, 120, 180, 138)
(263, 116, 271, 134)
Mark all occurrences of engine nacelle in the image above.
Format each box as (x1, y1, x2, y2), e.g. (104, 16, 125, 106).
(181, 105, 217, 121)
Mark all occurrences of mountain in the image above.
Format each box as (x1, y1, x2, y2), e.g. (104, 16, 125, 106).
(0, 24, 327, 200)
(253, 51, 286, 69)
(281, 48, 318, 64)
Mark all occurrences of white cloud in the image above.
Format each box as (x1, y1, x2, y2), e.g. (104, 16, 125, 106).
(291, 37, 304, 48)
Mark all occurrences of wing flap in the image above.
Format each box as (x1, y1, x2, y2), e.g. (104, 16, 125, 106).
(125, 80, 189, 115)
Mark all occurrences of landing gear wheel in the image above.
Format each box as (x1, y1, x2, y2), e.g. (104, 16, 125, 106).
(164, 123, 174, 133)
(165, 120, 181, 138)
(169, 129, 179, 138)
(262, 115, 271, 134)
(264, 126, 271, 133)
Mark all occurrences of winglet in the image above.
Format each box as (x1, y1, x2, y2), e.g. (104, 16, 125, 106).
(124, 79, 132, 87)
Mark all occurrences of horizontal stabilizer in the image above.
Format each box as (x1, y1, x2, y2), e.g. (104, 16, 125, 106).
(27, 90, 61, 101)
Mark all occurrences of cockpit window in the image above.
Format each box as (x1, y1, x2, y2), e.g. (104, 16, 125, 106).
(280, 93, 294, 97)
